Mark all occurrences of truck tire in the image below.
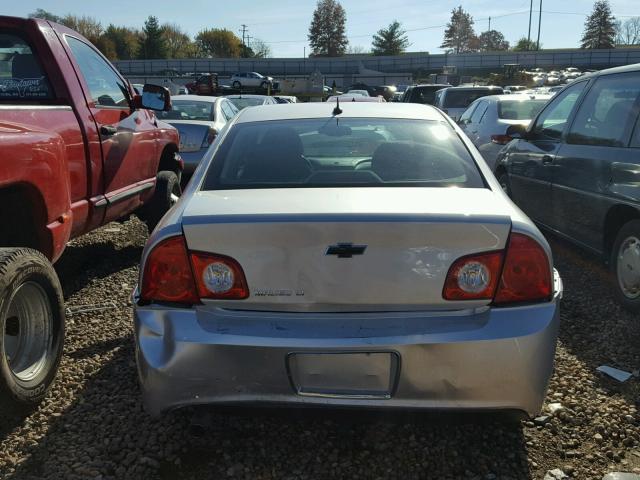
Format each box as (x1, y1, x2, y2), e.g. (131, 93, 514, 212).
(611, 219, 640, 312)
(138, 170, 181, 231)
(0, 248, 65, 411)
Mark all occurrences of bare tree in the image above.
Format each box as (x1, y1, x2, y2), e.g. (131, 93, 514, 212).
(615, 17, 640, 46)
(347, 45, 369, 54)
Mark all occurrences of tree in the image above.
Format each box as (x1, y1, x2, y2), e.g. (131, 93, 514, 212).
(512, 37, 539, 51)
(347, 45, 369, 54)
(28, 9, 62, 22)
(162, 23, 196, 58)
(102, 25, 140, 60)
(477, 30, 509, 51)
(581, 0, 616, 49)
(140, 16, 167, 59)
(60, 15, 103, 44)
(440, 6, 477, 54)
(371, 20, 410, 56)
(249, 39, 272, 58)
(196, 29, 242, 57)
(615, 17, 640, 46)
(308, 0, 348, 57)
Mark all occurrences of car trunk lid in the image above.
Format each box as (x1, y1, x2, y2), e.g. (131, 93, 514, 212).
(166, 121, 211, 152)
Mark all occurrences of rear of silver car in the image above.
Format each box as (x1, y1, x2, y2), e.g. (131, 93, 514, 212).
(134, 105, 561, 417)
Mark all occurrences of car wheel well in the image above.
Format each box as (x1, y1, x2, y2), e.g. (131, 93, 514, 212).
(158, 144, 180, 174)
(604, 205, 640, 259)
(0, 185, 49, 257)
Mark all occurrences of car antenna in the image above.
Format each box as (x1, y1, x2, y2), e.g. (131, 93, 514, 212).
(333, 97, 342, 115)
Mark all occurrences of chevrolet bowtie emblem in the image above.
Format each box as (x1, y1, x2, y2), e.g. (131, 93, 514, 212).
(325, 243, 367, 258)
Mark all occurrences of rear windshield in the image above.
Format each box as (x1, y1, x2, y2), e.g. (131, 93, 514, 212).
(443, 89, 502, 108)
(158, 100, 214, 121)
(498, 99, 548, 120)
(202, 118, 484, 190)
(0, 33, 53, 101)
(409, 86, 445, 105)
(227, 97, 265, 110)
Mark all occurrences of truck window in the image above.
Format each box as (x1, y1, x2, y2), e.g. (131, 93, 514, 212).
(0, 33, 53, 101)
(66, 36, 129, 108)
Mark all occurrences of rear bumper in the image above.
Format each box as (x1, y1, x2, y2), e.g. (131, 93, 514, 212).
(134, 271, 562, 416)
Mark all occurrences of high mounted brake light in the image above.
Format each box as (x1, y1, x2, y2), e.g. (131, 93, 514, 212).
(443, 233, 552, 305)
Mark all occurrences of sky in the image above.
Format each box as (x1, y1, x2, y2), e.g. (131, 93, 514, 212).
(8, 0, 639, 57)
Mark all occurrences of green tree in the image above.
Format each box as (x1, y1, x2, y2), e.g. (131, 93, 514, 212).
(308, 0, 348, 57)
(581, 0, 616, 49)
(477, 30, 509, 51)
(195, 29, 242, 57)
(28, 9, 62, 22)
(512, 37, 539, 51)
(162, 23, 196, 58)
(140, 16, 167, 59)
(371, 20, 410, 56)
(102, 25, 140, 60)
(440, 6, 477, 53)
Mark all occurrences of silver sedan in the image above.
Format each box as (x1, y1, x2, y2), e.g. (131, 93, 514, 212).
(133, 102, 562, 416)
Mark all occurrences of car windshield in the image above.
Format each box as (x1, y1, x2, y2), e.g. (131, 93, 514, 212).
(443, 89, 501, 108)
(158, 100, 214, 121)
(228, 97, 265, 109)
(202, 118, 484, 190)
(498, 99, 548, 120)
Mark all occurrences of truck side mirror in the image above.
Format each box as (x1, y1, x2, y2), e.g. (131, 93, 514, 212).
(136, 84, 171, 111)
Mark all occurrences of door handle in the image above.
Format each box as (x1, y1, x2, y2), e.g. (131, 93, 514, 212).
(542, 155, 554, 164)
(100, 125, 118, 137)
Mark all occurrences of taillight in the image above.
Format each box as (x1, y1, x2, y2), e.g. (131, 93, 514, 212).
(491, 134, 513, 145)
(190, 252, 249, 299)
(443, 251, 504, 300)
(140, 235, 249, 304)
(140, 236, 199, 304)
(443, 233, 552, 305)
(201, 127, 218, 148)
(493, 233, 552, 305)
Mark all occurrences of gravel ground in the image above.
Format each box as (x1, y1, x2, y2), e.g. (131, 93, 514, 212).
(1, 216, 639, 480)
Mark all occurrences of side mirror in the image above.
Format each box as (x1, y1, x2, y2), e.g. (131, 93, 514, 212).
(506, 123, 528, 140)
(136, 84, 171, 111)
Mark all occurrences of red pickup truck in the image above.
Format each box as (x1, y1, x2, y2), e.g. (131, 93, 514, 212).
(0, 16, 182, 409)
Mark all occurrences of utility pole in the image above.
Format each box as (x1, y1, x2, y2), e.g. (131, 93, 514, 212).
(527, 0, 533, 48)
(536, 0, 543, 50)
(239, 24, 248, 57)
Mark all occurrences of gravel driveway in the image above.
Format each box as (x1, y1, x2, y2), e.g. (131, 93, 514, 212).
(1, 217, 639, 480)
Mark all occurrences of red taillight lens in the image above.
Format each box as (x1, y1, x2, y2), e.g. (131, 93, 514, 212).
(443, 251, 504, 300)
(190, 252, 249, 299)
(493, 233, 552, 305)
(141, 236, 199, 304)
(491, 134, 513, 145)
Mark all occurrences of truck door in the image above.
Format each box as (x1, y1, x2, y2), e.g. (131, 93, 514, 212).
(63, 35, 159, 223)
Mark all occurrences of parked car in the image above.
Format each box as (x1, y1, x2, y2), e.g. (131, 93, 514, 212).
(134, 101, 562, 416)
(274, 95, 298, 103)
(225, 94, 278, 110)
(0, 16, 182, 409)
(434, 86, 504, 121)
(157, 96, 239, 177)
(326, 94, 386, 102)
(230, 72, 274, 90)
(495, 64, 640, 311)
(401, 84, 450, 105)
(504, 85, 527, 94)
(458, 94, 552, 170)
(186, 73, 219, 96)
(346, 89, 370, 97)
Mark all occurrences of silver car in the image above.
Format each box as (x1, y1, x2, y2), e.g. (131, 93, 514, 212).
(458, 94, 551, 170)
(134, 102, 562, 416)
(225, 94, 278, 110)
(157, 95, 239, 176)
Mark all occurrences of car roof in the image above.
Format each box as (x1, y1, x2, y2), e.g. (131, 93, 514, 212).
(225, 94, 272, 99)
(170, 95, 221, 102)
(478, 94, 553, 102)
(411, 84, 450, 88)
(589, 62, 640, 76)
(234, 102, 445, 124)
(441, 85, 503, 91)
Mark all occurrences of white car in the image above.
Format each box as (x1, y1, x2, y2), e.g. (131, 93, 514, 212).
(225, 94, 278, 110)
(346, 89, 370, 97)
(458, 94, 552, 170)
(230, 72, 274, 90)
(133, 102, 562, 416)
(326, 94, 385, 103)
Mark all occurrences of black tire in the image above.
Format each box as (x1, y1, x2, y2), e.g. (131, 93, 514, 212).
(232, 81, 241, 89)
(138, 170, 181, 231)
(497, 170, 511, 197)
(611, 219, 640, 312)
(0, 248, 64, 410)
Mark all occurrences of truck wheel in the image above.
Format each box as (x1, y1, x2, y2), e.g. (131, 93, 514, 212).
(611, 220, 640, 312)
(232, 81, 241, 89)
(0, 248, 64, 411)
(138, 170, 181, 231)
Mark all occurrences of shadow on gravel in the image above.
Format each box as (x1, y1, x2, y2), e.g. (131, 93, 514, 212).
(548, 235, 640, 404)
(55, 243, 143, 299)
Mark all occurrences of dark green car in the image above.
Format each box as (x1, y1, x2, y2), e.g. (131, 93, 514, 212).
(496, 64, 640, 312)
